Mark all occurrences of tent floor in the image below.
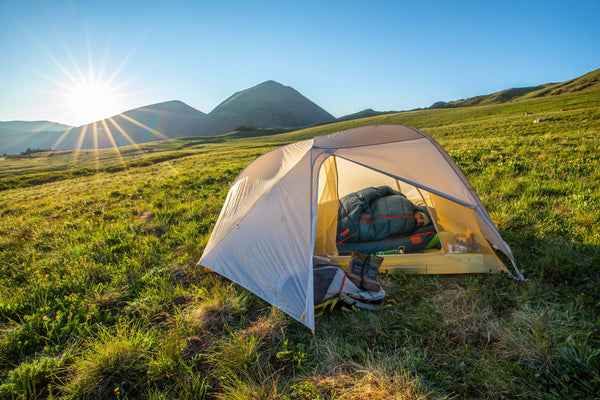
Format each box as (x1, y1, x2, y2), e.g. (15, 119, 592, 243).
(331, 252, 504, 275)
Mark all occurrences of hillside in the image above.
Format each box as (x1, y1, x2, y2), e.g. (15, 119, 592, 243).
(1, 86, 599, 399)
(333, 108, 397, 123)
(0, 121, 74, 155)
(2, 80, 598, 183)
(3, 68, 598, 155)
(0, 81, 599, 398)
(0, 120, 72, 133)
(430, 67, 600, 108)
(0, 81, 337, 154)
(0, 130, 66, 156)
(0, 101, 207, 155)
(54, 100, 208, 150)
(197, 80, 335, 135)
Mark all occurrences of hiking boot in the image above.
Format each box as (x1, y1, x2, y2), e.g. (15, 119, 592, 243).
(346, 250, 368, 289)
(362, 254, 383, 292)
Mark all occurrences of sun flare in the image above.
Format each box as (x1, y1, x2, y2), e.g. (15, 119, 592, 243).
(64, 78, 122, 126)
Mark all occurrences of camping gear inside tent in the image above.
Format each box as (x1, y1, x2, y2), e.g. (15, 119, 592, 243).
(198, 125, 523, 330)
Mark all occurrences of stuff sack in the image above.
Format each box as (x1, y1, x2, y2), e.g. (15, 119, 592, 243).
(313, 256, 386, 314)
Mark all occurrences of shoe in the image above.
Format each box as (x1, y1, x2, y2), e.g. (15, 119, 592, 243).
(346, 250, 368, 289)
(362, 254, 383, 292)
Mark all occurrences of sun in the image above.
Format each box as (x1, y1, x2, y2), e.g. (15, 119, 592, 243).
(64, 78, 122, 126)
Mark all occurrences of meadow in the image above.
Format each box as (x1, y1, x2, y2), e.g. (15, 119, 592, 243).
(0, 88, 599, 399)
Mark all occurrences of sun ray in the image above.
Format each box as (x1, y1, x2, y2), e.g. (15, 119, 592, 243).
(100, 119, 125, 165)
(110, 81, 179, 101)
(54, 27, 87, 84)
(106, 77, 145, 98)
(92, 122, 100, 170)
(97, 22, 120, 89)
(10, 19, 173, 159)
(3, 131, 35, 155)
(15, 21, 80, 87)
(49, 127, 75, 152)
(85, 24, 95, 83)
(117, 114, 171, 141)
(71, 124, 88, 167)
(92, 122, 98, 150)
(107, 117, 144, 150)
(5, 57, 76, 94)
(104, 27, 152, 87)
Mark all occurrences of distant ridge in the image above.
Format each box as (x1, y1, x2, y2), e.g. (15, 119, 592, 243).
(0, 101, 207, 154)
(197, 80, 335, 135)
(334, 108, 397, 123)
(0, 120, 72, 133)
(430, 68, 600, 109)
(1, 81, 337, 154)
(45, 100, 208, 152)
(3, 68, 599, 155)
(0, 121, 74, 155)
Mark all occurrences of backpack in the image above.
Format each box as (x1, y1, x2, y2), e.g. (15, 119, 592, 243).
(313, 255, 387, 315)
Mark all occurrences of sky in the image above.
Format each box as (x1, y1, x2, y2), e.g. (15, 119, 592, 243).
(1, 0, 599, 127)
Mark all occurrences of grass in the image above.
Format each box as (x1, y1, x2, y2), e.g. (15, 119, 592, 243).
(0, 85, 599, 398)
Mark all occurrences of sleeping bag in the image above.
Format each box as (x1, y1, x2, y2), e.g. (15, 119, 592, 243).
(336, 186, 436, 254)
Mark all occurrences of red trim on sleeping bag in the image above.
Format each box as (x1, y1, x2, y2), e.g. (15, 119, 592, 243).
(342, 230, 436, 244)
(336, 228, 359, 245)
(411, 235, 422, 244)
(359, 214, 415, 223)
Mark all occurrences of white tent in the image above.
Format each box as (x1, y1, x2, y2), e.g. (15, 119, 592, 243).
(199, 125, 523, 330)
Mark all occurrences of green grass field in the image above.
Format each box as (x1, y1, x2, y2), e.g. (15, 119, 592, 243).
(1, 87, 599, 399)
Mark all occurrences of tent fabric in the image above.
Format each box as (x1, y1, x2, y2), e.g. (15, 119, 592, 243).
(199, 125, 523, 330)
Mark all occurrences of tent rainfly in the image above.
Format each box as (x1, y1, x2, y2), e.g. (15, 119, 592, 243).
(199, 125, 523, 330)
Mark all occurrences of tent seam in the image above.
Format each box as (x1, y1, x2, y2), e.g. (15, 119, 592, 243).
(331, 154, 476, 208)
(200, 142, 315, 260)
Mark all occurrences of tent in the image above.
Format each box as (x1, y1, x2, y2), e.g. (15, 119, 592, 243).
(199, 125, 523, 330)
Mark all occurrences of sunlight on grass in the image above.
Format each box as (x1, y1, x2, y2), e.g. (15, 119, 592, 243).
(1, 88, 599, 398)
(62, 323, 156, 399)
(313, 368, 432, 400)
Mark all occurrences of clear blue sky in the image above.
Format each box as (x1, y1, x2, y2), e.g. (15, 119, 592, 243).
(1, 0, 599, 127)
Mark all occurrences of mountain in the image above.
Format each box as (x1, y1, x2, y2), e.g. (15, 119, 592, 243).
(48, 100, 208, 151)
(334, 109, 397, 123)
(197, 80, 335, 135)
(0, 101, 208, 155)
(0, 121, 74, 155)
(4, 69, 598, 155)
(0, 120, 73, 133)
(1, 81, 335, 154)
(430, 68, 600, 109)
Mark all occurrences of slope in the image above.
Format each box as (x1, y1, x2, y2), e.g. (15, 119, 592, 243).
(0, 121, 73, 133)
(2, 80, 598, 186)
(0, 79, 599, 399)
(0, 101, 208, 155)
(198, 80, 335, 136)
(56, 100, 208, 150)
(0, 121, 74, 155)
(430, 67, 600, 108)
